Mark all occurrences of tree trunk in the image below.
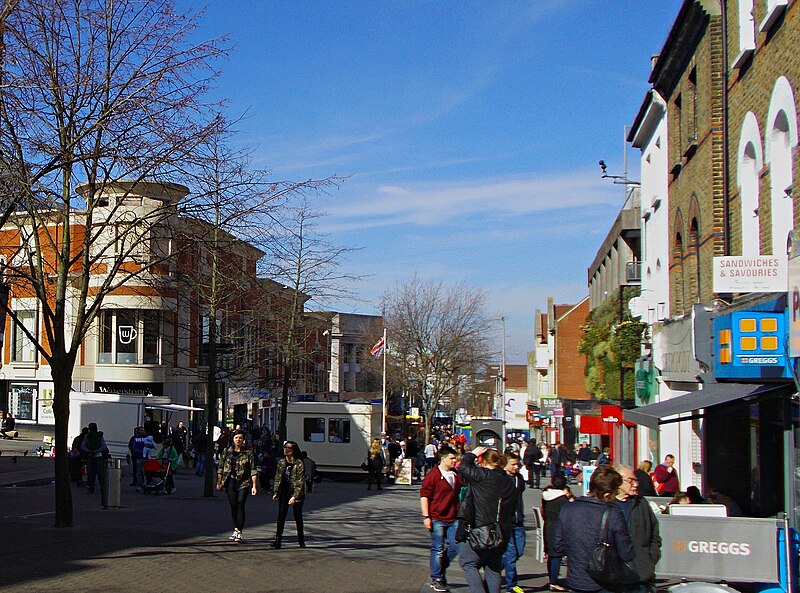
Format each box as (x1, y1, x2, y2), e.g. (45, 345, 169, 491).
(51, 362, 74, 528)
(279, 360, 290, 442)
(203, 339, 219, 497)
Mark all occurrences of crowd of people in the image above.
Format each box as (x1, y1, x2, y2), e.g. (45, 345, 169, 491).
(63, 419, 745, 593)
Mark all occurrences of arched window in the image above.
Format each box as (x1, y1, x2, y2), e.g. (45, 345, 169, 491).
(766, 77, 798, 255)
(689, 218, 701, 304)
(672, 230, 685, 315)
(738, 112, 763, 256)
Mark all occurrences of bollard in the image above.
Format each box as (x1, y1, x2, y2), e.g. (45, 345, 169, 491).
(107, 458, 122, 508)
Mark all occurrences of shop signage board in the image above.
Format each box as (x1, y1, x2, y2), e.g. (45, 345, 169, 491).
(713, 255, 787, 293)
(539, 398, 562, 417)
(656, 515, 780, 583)
(790, 230, 800, 357)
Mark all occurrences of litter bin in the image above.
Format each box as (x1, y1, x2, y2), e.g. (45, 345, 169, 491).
(107, 458, 122, 508)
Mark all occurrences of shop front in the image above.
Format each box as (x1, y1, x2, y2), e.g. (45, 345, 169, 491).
(626, 295, 799, 528)
(578, 404, 636, 466)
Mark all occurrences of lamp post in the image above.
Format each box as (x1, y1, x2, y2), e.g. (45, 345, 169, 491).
(491, 316, 506, 427)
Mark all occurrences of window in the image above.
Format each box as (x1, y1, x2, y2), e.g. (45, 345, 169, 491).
(198, 315, 220, 366)
(328, 418, 351, 443)
(12, 310, 36, 362)
(97, 309, 161, 365)
(733, 0, 755, 68)
(303, 417, 325, 442)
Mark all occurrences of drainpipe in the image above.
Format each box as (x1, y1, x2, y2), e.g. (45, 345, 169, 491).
(720, 0, 731, 256)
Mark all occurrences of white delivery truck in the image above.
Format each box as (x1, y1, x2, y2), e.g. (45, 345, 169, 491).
(287, 400, 382, 473)
(67, 392, 201, 460)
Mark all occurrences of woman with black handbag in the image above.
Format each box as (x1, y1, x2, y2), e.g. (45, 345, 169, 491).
(554, 465, 636, 593)
(456, 446, 517, 593)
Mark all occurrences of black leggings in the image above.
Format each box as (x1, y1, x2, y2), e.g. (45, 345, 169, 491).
(226, 483, 249, 531)
(367, 465, 382, 489)
(276, 490, 304, 543)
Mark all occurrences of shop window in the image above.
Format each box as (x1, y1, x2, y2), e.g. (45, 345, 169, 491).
(303, 417, 325, 442)
(9, 384, 36, 421)
(12, 310, 37, 362)
(328, 418, 351, 443)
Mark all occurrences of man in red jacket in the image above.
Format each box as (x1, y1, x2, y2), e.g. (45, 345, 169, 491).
(420, 444, 463, 593)
(652, 454, 680, 497)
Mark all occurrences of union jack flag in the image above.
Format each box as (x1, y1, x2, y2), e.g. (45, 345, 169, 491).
(370, 336, 385, 358)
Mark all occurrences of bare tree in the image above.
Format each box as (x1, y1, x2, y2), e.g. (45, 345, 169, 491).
(381, 277, 492, 444)
(262, 196, 361, 441)
(0, 0, 226, 527)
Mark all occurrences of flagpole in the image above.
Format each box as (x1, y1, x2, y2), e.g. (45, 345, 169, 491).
(381, 327, 387, 435)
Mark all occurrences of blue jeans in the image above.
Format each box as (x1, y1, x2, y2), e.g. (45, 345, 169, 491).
(430, 519, 459, 580)
(502, 526, 526, 590)
(459, 540, 504, 593)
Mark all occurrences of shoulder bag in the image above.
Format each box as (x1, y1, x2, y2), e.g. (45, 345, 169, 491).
(587, 505, 640, 587)
(467, 496, 504, 552)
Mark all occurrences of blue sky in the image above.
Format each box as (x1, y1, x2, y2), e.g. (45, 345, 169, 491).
(184, 1, 683, 363)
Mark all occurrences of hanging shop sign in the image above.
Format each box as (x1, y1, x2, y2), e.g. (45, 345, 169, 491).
(713, 255, 787, 294)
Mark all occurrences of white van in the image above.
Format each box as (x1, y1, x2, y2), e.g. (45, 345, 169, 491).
(287, 400, 381, 473)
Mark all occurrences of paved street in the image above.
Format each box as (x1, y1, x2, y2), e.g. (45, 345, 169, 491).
(1, 449, 552, 593)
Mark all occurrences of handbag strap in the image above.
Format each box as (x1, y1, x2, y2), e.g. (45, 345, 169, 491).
(598, 506, 612, 545)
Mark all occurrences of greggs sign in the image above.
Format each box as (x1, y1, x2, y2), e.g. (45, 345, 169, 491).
(656, 515, 779, 582)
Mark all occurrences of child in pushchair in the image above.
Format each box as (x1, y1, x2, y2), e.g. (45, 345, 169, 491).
(143, 458, 172, 494)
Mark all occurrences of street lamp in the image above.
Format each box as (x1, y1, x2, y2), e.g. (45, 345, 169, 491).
(491, 316, 506, 427)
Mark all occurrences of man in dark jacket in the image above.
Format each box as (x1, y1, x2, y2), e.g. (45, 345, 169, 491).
(457, 446, 517, 593)
(615, 466, 662, 593)
(554, 465, 635, 593)
(501, 451, 527, 593)
(523, 439, 542, 488)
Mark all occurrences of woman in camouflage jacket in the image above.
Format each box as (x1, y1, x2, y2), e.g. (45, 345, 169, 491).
(270, 440, 306, 548)
(216, 430, 259, 543)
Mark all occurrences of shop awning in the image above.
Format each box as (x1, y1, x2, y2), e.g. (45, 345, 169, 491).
(624, 382, 792, 430)
(147, 403, 204, 412)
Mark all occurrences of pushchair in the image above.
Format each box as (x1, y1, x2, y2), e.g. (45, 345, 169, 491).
(143, 458, 172, 494)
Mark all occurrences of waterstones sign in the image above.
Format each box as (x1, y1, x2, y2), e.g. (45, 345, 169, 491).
(713, 256, 787, 293)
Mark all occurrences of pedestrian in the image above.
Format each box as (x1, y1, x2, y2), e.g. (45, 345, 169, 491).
(577, 443, 592, 469)
(216, 430, 258, 543)
(554, 465, 635, 593)
(501, 451, 527, 593)
(457, 446, 517, 593)
(157, 437, 180, 494)
(652, 454, 679, 497)
(542, 474, 571, 592)
(192, 430, 206, 476)
(271, 440, 306, 548)
(171, 420, 188, 466)
(523, 439, 542, 488)
(69, 427, 89, 487)
(685, 485, 705, 505)
(424, 439, 439, 472)
(615, 466, 662, 593)
(366, 438, 387, 491)
(420, 444, 463, 593)
(129, 426, 156, 493)
(634, 461, 656, 497)
(596, 447, 612, 466)
(1, 411, 15, 439)
(80, 422, 110, 508)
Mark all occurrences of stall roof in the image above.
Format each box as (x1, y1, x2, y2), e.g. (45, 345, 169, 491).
(624, 383, 792, 430)
(146, 404, 204, 412)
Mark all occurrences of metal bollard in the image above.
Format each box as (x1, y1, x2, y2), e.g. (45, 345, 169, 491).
(107, 458, 122, 508)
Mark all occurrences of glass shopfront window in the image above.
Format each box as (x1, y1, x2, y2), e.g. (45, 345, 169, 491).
(97, 309, 161, 365)
(9, 383, 36, 421)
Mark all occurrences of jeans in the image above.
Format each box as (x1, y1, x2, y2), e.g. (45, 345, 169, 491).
(502, 526, 526, 590)
(86, 455, 108, 507)
(430, 520, 459, 580)
(133, 458, 145, 489)
(196, 452, 206, 475)
(276, 489, 305, 545)
(548, 555, 563, 585)
(458, 540, 504, 593)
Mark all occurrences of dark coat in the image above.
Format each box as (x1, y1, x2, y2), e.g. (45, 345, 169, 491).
(615, 495, 662, 582)
(457, 452, 517, 544)
(634, 469, 657, 497)
(541, 488, 569, 556)
(554, 496, 635, 592)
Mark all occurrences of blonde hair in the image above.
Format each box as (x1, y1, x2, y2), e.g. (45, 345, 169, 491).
(369, 438, 382, 459)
